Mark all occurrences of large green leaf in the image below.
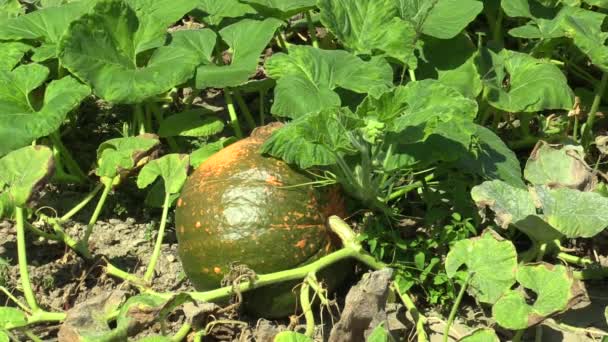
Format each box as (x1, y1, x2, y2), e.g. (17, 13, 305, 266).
(0, 1, 96, 61)
(59, 0, 215, 104)
(318, 0, 418, 66)
(261, 107, 359, 168)
(195, 0, 255, 26)
(266, 45, 393, 118)
(137, 154, 189, 195)
(0, 307, 27, 329)
(492, 264, 584, 329)
(0, 0, 23, 22)
(481, 50, 574, 112)
(0, 146, 54, 217)
(417, 34, 482, 99)
(561, 9, 608, 72)
(241, 0, 315, 17)
(0, 64, 90, 156)
(459, 328, 500, 342)
(457, 125, 525, 188)
(524, 142, 593, 189)
(158, 110, 224, 138)
(196, 18, 282, 89)
(398, 0, 483, 39)
(0, 42, 30, 71)
(472, 180, 608, 240)
(445, 229, 518, 304)
(95, 135, 160, 185)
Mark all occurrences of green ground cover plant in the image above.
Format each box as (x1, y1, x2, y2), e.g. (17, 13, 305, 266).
(0, 0, 608, 340)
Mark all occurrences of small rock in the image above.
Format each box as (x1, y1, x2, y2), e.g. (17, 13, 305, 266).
(166, 255, 176, 263)
(126, 217, 136, 225)
(115, 223, 128, 231)
(108, 219, 121, 225)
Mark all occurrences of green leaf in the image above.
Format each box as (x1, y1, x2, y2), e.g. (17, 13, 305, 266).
(196, 18, 282, 89)
(241, 0, 315, 17)
(95, 135, 160, 185)
(159, 110, 224, 138)
(266, 45, 393, 118)
(273, 331, 314, 342)
(0, 330, 8, 342)
(116, 293, 192, 335)
(0, 42, 30, 71)
(457, 125, 525, 188)
(492, 263, 584, 329)
(0, 146, 54, 214)
(481, 49, 574, 112)
(0, 64, 91, 156)
(472, 180, 608, 239)
(0, 307, 27, 329)
(366, 322, 392, 342)
(137, 154, 189, 195)
(318, 0, 418, 65)
(0, 1, 96, 61)
(195, 0, 255, 26)
(261, 107, 359, 168)
(0, 0, 23, 22)
(60, 0, 215, 104)
(445, 229, 518, 304)
(561, 9, 608, 72)
(190, 137, 236, 168)
(417, 34, 482, 99)
(459, 328, 500, 342)
(524, 142, 593, 189)
(398, 0, 483, 39)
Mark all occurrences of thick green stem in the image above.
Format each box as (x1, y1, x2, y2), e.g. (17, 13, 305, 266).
(583, 72, 608, 148)
(82, 181, 112, 246)
(393, 284, 428, 342)
(259, 90, 266, 125)
(512, 329, 525, 342)
(49, 132, 87, 183)
(133, 104, 146, 135)
(50, 220, 89, 258)
(301, 275, 315, 337)
(144, 194, 171, 282)
(276, 33, 289, 51)
(305, 11, 319, 48)
(443, 274, 472, 342)
(105, 262, 148, 288)
(224, 89, 243, 139)
(25, 222, 59, 242)
(60, 183, 103, 222)
(557, 252, 594, 266)
(171, 322, 192, 342)
(15, 207, 39, 312)
(233, 89, 256, 129)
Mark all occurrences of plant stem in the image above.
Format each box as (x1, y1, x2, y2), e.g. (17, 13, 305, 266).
(305, 11, 319, 48)
(49, 132, 87, 183)
(233, 89, 256, 129)
(557, 252, 594, 266)
(573, 116, 579, 142)
(512, 329, 525, 342)
(574, 266, 608, 280)
(276, 33, 289, 51)
(0, 286, 31, 313)
(60, 183, 103, 222)
(15, 207, 39, 312)
(105, 262, 148, 288)
(443, 274, 472, 342)
(82, 181, 112, 247)
(393, 284, 428, 342)
(224, 89, 243, 139)
(301, 275, 315, 337)
(409, 69, 417, 82)
(259, 90, 266, 125)
(143, 194, 171, 282)
(583, 72, 608, 148)
(25, 222, 59, 242)
(134, 104, 146, 135)
(171, 322, 192, 342)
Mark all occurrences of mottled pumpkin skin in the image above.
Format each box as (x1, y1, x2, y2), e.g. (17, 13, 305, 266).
(175, 125, 346, 317)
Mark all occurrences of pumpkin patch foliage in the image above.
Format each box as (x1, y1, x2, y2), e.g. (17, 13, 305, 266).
(0, 0, 607, 341)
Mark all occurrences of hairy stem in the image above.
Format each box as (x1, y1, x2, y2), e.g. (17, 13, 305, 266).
(49, 132, 87, 183)
(301, 275, 315, 337)
(143, 194, 171, 282)
(60, 183, 103, 222)
(233, 89, 256, 129)
(224, 89, 243, 138)
(15, 207, 39, 312)
(583, 72, 608, 148)
(443, 274, 472, 342)
(305, 11, 319, 48)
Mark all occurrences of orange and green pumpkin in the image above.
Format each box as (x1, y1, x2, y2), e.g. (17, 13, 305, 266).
(175, 124, 347, 317)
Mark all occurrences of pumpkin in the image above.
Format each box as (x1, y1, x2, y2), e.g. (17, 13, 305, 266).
(175, 123, 347, 317)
